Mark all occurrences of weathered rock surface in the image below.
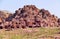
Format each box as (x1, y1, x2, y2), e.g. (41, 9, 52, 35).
(0, 10, 12, 29)
(0, 5, 60, 29)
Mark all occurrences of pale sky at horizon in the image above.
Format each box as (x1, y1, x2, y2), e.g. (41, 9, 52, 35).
(0, 0, 60, 18)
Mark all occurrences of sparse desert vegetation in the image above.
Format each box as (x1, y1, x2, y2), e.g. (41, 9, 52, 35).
(0, 27, 60, 39)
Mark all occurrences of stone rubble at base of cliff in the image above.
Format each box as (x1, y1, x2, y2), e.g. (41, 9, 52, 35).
(0, 5, 60, 29)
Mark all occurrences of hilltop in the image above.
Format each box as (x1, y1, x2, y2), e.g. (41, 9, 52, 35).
(0, 5, 60, 29)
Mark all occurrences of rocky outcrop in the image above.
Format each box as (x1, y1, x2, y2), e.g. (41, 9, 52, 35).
(0, 10, 12, 29)
(0, 5, 60, 29)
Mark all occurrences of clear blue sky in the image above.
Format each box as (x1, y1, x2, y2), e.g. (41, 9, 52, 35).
(0, 0, 60, 17)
